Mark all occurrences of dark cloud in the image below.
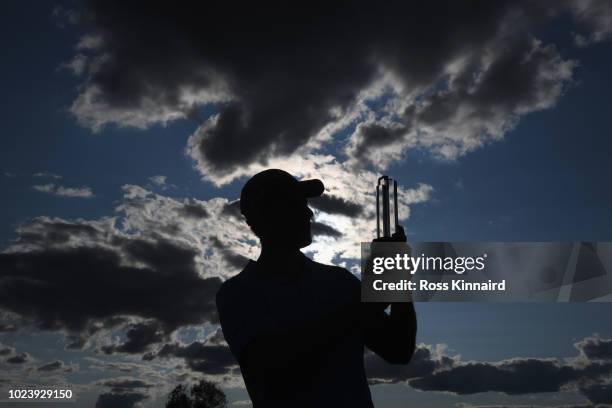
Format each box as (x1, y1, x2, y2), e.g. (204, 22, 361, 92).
(365, 346, 453, 384)
(96, 378, 153, 393)
(176, 200, 209, 219)
(209, 236, 249, 270)
(348, 35, 576, 166)
(576, 335, 612, 361)
(0, 218, 221, 347)
(66, 1, 612, 179)
(38, 361, 63, 371)
(410, 358, 573, 395)
(101, 321, 164, 355)
(146, 339, 237, 375)
(6, 352, 30, 364)
(309, 195, 363, 217)
(221, 200, 242, 219)
(0, 322, 18, 332)
(87, 360, 140, 373)
(572, 0, 612, 45)
(143, 328, 237, 375)
(580, 383, 612, 405)
(409, 357, 612, 396)
(37, 360, 76, 372)
(0, 345, 14, 356)
(362, 335, 612, 404)
(207, 328, 226, 345)
(310, 221, 342, 238)
(95, 392, 147, 408)
(13, 218, 100, 246)
(348, 123, 408, 164)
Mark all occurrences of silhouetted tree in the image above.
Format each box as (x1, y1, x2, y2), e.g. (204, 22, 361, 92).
(166, 380, 227, 408)
(191, 380, 227, 408)
(166, 384, 191, 408)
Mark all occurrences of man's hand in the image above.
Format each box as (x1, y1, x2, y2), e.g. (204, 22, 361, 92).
(373, 225, 407, 243)
(366, 225, 410, 313)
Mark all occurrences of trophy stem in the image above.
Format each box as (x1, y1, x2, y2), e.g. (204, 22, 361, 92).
(394, 179, 399, 230)
(377, 175, 399, 238)
(376, 185, 380, 238)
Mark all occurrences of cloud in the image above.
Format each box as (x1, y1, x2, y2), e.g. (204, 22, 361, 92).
(0, 242, 221, 334)
(404, 338, 612, 402)
(177, 199, 209, 219)
(0, 183, 275, 353)
(189, 153, 433, 264)
(409, 358, 587, 395)
(345, 37, 576, 168)
(3, 151, 434, 364)
(63, 1, 612, 185)
(309, 195, 363, 217)
(32, 183, 94, 198)
(0, 189, 234, 349)
(0, 322, 18, 332)
(148, 175, 176, 191)
(310, 221, 343, 238)
(0, 344, 14, 356)
(148, 175, 167, 187)
(209, 236, 249, 271)
(52, 5, 80, 28)
(575, 335, 612, 361)
(32, 172, 62, 179)
(151, 341, 237, 376)
(570, 0, 612, 46)
(232, 400, 253, 407)
(221, 200, 242, 219)
(367, 333, 612, 406)
(60, 54, 88, 76)
(100, 321, 165, 355)
(145, 329, 238, 376)
(579, 383, 612, 405)
(37, 360, 77, 373)
(5, 352, 30, 364)
(365, 344, 455, 385)
(94, 392, 147, 408)
(96, 378, 154, 393)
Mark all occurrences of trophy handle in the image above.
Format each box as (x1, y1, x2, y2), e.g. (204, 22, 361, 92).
(376, 184, 381, 238)
(377, 175, 398, 238)
(394, 179, 399, 231)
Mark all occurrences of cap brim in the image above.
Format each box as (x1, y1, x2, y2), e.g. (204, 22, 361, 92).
(298, 179, 324, 198)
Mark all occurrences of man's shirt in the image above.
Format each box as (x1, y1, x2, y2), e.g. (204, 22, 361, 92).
(216, 253, 374, 408)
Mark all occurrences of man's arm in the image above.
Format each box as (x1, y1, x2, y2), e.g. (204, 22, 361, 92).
(363, 301, 417, 364)
(364, 225, 417, 364)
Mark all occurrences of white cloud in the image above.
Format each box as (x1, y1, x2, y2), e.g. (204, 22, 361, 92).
(32, 172, 62, 179)
(32, 183, 94, 198)
(60, 54, 88, 76)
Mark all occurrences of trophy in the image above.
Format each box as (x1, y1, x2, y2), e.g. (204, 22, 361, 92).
(376, 175, 399, 238)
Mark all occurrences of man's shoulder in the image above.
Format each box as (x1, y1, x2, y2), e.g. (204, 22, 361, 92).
(305, 258, 361, 288)
(216, 261, 255, 308)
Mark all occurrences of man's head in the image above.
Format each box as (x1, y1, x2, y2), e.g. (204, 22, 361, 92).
(240, 169, 324, 249)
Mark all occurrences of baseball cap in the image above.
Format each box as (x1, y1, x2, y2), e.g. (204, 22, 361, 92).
(240, 169, 324, 220)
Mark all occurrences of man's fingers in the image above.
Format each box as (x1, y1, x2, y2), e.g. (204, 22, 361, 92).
(372, 225, 406, 243)
(392, 225, 407, 242)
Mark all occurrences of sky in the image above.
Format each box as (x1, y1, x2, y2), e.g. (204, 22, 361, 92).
(2, 1, 612, 407)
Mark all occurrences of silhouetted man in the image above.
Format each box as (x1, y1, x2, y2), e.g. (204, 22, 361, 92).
(216, 169, 417, 408)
